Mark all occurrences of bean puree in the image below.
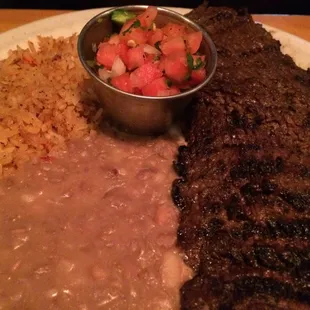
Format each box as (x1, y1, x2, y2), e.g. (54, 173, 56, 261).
(0, 129, 191, 309)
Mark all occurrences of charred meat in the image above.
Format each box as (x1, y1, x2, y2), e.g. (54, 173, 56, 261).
(173, 3, 310, 309)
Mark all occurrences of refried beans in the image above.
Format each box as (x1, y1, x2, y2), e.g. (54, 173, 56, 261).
(0, 128, 191, 309)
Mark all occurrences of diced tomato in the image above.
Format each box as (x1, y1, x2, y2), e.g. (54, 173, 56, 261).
(177, 82, 191, 90)
(160, 37, 186, 56)
(158, 86, 180, 96)
(147, 29, 164, 46)
(170, 86, 181, 95)
(120, 19, 134, 34)
(127, 46, 145, 70)
(193, 54, 206, 63)
(145, 29, 152, 41)
(162, 23, 186, 38)
(144, 54, 156, 64)
(111, 73, 133, 93)
(189, 68, 207, 86)
(120, 18, 148, 44)
(164, 53, 188, 83)
(96, 6, 208, 97)
(117, 42, 129, 67)
(22, 52, 36, 65)
(142, 77, 169, 96)
(120, 27, 148, 45)
(185, 31, 203, 54)
(40, 156, 55, 162)
(158, 56, 166, 72)
(130, 62, 163, 89)
(133, 87, 143, 95)
(137, 6, 158, 28)
(108, 34, 120, 45)
(96, 43, 118, 69)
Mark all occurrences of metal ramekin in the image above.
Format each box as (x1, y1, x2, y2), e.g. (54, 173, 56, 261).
(78, 5, 217, 135)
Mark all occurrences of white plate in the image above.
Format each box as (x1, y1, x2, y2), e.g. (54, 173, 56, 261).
(0, 7, 309, 69)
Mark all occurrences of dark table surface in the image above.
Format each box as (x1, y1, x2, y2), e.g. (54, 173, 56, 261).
(1, 0, 310, 14)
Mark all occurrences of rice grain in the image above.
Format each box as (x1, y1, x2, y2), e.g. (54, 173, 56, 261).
(0, 35, 103, 177)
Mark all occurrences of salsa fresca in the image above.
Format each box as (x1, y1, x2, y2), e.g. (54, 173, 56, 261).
(93, 6, 207, 97)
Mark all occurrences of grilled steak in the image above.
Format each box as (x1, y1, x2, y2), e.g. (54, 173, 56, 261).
(173, 3, 310, 309)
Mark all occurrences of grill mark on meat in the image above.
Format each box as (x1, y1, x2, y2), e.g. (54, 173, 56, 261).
(240, 180, 277, 196)
(211, 240, 310, 278)
(181, 275, 310, 310)
(246, 245, 310, 275)
(175, 176, 310, 226)
(198, 218, 310, 242)
(280, 191, 310, 212)
(300, 166, 310, 178)
(217, 276, 310, 309)
(174, 3, 310, 309)
(304, 113, 310, 128)
(230, 157, 284, 180)
(228, 109, 264, 131)
(243, 219, 310, 240)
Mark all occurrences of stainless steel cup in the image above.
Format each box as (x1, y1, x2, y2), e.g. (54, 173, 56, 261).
(78, 5, 217, 135)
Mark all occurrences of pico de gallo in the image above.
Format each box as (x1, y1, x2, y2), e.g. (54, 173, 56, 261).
(90, 6, 207, 97)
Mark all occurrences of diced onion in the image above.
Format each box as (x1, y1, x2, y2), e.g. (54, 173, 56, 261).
(111, 56, 126, 77)
(161, 250, 182, 288)
(98, 68, 112, 82)
(108, 34, 120, 45)
(130, 72, 139, 88)
(143, 44, 161, 55)
(127, 40, 137, 48)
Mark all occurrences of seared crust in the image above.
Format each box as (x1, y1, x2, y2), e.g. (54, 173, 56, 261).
(174, 3, 310, 309)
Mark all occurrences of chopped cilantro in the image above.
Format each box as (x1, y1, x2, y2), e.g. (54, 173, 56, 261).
(166, 79, 173, 87)
(86, 60, 97, 68)
(186, 53, 205, 71)
(186, 53, 194, 71)
(153, 55, 160, 61)
(154, 41, 161, 51)
(86, 60, 103, 70)
(133, 19, 141, 28)
(122, 20, 141, 35)
(184, 72, 191, 81)
(193, 57, 205, 70)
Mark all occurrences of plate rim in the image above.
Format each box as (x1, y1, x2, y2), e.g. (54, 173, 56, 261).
(1, 7, 310, 43)
(0, 6, 310, 68)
